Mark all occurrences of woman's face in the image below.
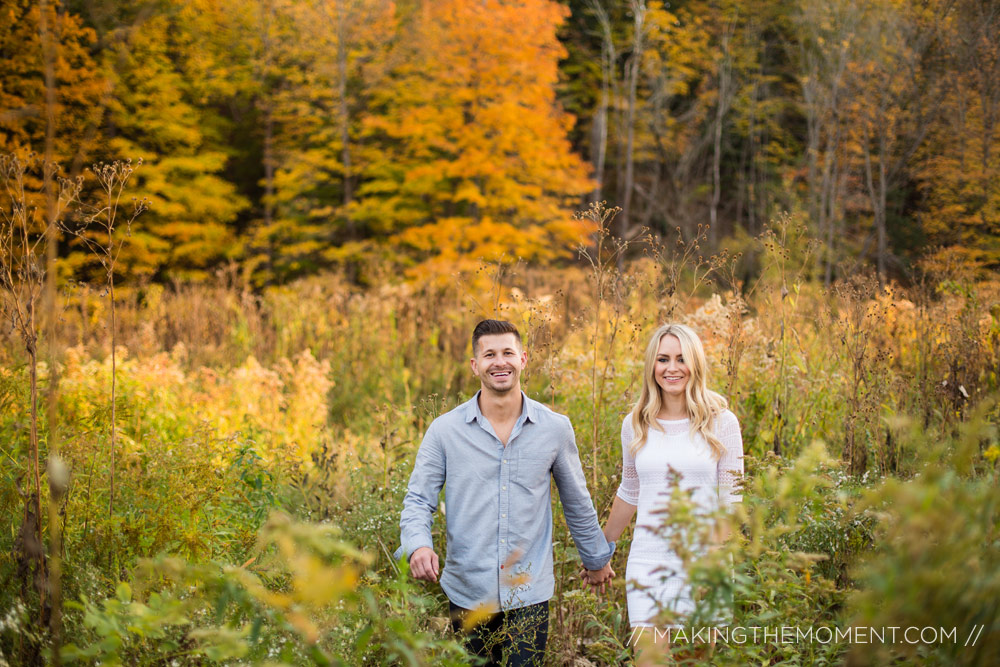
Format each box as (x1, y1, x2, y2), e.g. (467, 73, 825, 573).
(653, 334, 690, 400)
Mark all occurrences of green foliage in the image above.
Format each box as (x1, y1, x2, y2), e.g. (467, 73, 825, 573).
(58, 514, 470, 666)
(2, 209, 999, 663)
(606, 443, 852, 664)
(4, 1, 998, 661)
(847, 405, 1000, 666)
(61, 583, 190, 664)
(2, 0, 1000, 285)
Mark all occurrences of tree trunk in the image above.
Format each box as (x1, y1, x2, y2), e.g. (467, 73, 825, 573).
(335, 0, 353, 209)
(588, 1, 616, 205)
(260, 0, 276, 228)
(710, 23, 734, 244)
(620, 0, 646, 264)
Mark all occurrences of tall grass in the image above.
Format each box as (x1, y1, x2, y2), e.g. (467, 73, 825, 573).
(1, 204, 998, 663)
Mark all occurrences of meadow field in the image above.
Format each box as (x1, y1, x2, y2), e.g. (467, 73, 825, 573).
(1, 215, 998, 665)
(4, 0, 1000, 663)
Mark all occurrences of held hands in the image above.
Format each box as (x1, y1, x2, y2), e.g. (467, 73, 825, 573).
(411, 545, 616, 595)
(409, 546, 440, 582)
(579, 561, 616, 595)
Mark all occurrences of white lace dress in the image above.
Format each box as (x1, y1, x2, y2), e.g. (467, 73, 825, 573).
(616, 412, 744, 627)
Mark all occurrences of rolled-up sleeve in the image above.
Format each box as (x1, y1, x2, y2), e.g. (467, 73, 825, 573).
(397, 423, 446, 561)
(550, 416, 615, 570)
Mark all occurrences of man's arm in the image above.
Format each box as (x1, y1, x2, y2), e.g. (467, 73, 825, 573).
(580, 418, 639, 592)
(550, 417, 616, 572)
(580, 495, 634, 592)
(397, 424, 446, 580)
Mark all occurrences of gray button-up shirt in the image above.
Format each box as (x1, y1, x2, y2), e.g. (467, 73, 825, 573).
(396, 391, 615, 612)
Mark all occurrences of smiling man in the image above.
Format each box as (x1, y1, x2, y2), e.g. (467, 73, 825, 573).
(396, 319, 615, 666)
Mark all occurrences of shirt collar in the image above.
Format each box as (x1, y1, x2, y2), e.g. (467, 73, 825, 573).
(465, 390, 537, 424)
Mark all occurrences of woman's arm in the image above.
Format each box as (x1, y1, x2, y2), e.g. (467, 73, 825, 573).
(580, 415, 639, 589)
(714, 409, 744, 547)
(713, 516, 733, 546)
(603, 494, 637, 543)
(581, 495, 636, 589)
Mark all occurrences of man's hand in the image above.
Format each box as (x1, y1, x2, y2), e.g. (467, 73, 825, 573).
(409, 546, 440, 582)
(580, 561, 616, 595)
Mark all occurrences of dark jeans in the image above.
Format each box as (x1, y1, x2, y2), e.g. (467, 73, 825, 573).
(449, 600, 549, 666)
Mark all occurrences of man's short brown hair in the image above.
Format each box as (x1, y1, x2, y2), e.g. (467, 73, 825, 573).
(472, 319, 522, 355)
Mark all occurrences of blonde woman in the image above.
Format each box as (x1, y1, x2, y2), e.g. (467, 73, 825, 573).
(590, 324, 744, 665)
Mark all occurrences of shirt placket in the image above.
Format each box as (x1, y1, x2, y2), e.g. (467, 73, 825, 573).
(497, 433, 511, 609)
(490, 417, 525, 611)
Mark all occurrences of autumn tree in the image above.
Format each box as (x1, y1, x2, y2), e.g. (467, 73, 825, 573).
(244, 0, 398, 284)
(841, 0, 952, 283)
(62, 0, 247, 283)
(0, 0, 106, 168)
(917, 0, 1000, 268)
(357, 0, 595, 278)
(792, 0, 862, 283)
(561, 0, 712, 239)
(3, 0, 994, 284)
(560, 0, 800, 247)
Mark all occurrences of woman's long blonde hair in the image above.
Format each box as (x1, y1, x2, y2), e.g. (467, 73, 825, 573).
(629, 323, 727, 459)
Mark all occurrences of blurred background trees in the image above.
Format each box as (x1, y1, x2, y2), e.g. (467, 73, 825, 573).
(1, 0, 998, 286)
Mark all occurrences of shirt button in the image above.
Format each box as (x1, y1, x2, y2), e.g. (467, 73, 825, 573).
(501, 485, 507, 490)
(502, 513, 507, 518)
(501, 539, 506, 543)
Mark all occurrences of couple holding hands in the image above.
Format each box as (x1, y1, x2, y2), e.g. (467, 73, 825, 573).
(396, 319, 744, 666)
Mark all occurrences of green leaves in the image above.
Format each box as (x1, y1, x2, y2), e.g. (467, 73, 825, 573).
(61, 584, 191, 664)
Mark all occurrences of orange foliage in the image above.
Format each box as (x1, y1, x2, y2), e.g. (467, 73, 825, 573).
(358, 0, 595, 277)
(0, 0, 107, 165)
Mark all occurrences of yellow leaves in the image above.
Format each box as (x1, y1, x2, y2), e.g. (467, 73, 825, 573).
(285, 610, 321, 644)
(277, 531, 361, 608)
(0, 0, 105, 163)
(454, 181, 489, 208)
(55, 343, 334, 469)
(358, 0, 593, 277)
(395, 210, 594, 283)
(507, 570, 533, 590)
(228, 513, 372, 644)
(461, 604, 496, 632)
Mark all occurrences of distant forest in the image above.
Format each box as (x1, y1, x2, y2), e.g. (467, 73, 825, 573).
(3, 0, 998, 285)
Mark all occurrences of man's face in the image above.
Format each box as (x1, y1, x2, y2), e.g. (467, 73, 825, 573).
(471, 333, 527, 395)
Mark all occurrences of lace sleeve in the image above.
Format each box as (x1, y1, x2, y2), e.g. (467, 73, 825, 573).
(616, 415, 640, 505)
(716, 410, 744, 505)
